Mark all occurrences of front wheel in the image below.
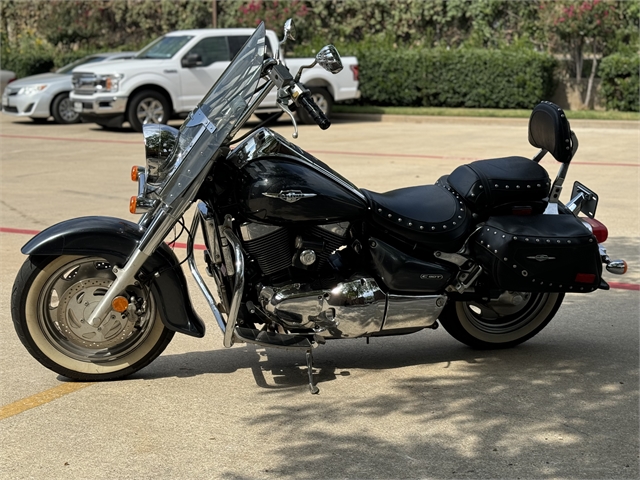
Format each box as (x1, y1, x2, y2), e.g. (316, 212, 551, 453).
(439, 292, 564, 349)
(127, 90, 170, 133)
(51, 93, 81, 124)
(11, 255, 174, 380)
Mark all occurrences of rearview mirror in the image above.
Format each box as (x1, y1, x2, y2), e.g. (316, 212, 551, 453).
(316, 45, 343, 74)
(283, 19, 296, 42)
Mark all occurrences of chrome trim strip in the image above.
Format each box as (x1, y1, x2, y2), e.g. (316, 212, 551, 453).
(222, 228, 245, 348)
(188, 209, 227, 335)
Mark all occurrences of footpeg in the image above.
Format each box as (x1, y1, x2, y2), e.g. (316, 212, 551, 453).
(234, 327, 312, 350)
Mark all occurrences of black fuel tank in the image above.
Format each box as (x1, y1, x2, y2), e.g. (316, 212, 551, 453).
(228, 128, 367, 224)
(237, 157, 367, 223)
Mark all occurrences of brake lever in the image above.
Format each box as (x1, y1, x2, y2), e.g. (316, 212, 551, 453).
(277, 97, 299, 139)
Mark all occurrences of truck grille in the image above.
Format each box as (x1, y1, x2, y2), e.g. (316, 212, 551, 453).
(72, 73, 98, 95)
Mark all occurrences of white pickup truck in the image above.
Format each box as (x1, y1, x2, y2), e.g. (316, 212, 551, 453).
(70, 28, 359, 132)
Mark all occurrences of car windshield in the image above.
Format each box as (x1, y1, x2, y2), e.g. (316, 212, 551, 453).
(153, 23, 266, 207)
(136, 35, 193, 59)
(57, 56, 111, 74)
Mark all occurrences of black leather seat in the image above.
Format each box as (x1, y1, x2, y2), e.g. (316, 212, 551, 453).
(362, 184, 473, 251)
(444, 156, 551, 216)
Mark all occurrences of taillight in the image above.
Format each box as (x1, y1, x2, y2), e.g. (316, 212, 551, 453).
(350, 65, 359, 82)
(581, 217, 608, 243)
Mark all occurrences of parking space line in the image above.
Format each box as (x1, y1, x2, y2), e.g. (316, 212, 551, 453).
(0, 382, 94, 421)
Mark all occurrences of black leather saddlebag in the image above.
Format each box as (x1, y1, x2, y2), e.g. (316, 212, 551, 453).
(446, 157, 551, 216)
(471, 214, 602, 292)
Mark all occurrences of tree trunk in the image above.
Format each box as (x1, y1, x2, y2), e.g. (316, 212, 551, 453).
(583, 51, 599, 109)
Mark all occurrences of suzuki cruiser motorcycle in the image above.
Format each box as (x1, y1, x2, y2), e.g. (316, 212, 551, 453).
(12, 21, 627, 393)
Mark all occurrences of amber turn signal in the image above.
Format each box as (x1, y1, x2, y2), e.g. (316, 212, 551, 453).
(129, 196, 137, 214)
(131, 165, 139, 182)
(111, 296, 129, 313)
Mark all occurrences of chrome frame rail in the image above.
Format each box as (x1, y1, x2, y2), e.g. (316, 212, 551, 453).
(222, 228, 245, 348)
(187, 210, 227, 335)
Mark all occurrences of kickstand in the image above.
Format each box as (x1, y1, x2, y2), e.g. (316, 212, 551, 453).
(306, 348, 319, 394)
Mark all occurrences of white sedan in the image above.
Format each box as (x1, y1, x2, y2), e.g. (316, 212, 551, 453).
(2, 52, 135, 124)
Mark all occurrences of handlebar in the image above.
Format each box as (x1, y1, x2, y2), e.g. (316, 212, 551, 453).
(298, 91, 331, 130)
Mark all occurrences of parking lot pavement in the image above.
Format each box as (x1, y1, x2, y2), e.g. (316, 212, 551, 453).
(0, 114, 638, 479)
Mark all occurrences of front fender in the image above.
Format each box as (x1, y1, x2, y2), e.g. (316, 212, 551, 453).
(22, 216, 205, 338)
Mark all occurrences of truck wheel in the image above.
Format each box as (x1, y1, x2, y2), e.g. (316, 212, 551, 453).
(296, 87, 333, 125)
(51, 93, 81, 124)
(127, 90, 170, 133)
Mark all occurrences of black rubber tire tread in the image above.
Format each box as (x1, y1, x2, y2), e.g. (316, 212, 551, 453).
(51, 92, 80, 124)
(11, 255, 175, 381)
(296, 87, 333, 125)
(127, 90, 170, 133)
(439, 292, 565, 349)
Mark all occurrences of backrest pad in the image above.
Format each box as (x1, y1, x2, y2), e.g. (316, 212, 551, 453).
(528, 101, 573, 164)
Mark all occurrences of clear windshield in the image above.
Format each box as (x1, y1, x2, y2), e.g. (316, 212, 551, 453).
(136, 35, 194, 59)
(153, 23, 266, 208)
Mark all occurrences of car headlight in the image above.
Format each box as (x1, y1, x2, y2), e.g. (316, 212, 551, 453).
(18, 84, 48, 95)
(96, 74, 124, 93)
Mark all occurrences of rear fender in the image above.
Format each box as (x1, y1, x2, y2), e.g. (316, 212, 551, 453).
(21, 216, 205, 338)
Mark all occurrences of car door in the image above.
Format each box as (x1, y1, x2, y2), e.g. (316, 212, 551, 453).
(178, 35, 250, 112)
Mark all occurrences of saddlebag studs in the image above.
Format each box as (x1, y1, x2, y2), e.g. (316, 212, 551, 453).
(471, 214, 602, 292)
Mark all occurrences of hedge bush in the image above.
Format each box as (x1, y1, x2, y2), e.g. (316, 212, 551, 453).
(358, 47, 556, 109)
(599, 53, 639, 112)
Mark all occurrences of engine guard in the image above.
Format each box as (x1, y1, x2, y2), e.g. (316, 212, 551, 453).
(21, 216, 205, 338)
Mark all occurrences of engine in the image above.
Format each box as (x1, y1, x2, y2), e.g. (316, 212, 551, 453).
(239, 221, 349, 277)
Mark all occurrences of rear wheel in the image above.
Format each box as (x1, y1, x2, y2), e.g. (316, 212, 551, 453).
(11, 255, 174, 380)
(127, 90, 170, 133)
(439, 291, 564, 349)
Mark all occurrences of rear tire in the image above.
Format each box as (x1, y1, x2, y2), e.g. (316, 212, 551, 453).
(296, 87, 333, 125)
(127, 90, 170, 133)
(439, 292, 564, 349)
(11, 255, 174, 380)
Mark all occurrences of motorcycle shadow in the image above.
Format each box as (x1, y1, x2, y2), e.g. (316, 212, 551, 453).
(126, 330, 570, 392)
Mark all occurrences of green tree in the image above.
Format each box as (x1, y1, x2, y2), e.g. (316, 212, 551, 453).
(539, 0, 629, 108)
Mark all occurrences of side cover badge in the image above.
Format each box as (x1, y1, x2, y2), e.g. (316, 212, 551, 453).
(263, 190, 317, 203)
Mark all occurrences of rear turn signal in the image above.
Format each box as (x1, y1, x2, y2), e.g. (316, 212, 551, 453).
(581, 216, 608, 243)
(129, 196, 137, 214)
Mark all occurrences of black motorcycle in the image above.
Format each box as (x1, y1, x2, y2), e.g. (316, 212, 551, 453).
(12, 21, 627, 393)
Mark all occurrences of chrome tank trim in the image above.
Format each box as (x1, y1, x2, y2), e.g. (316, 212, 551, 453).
(382, 294, 447, 330)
